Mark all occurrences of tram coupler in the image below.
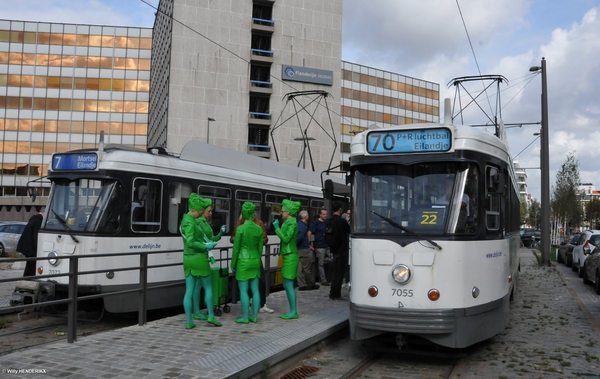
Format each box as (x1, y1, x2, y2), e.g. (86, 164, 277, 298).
(10, 280, 55, 320)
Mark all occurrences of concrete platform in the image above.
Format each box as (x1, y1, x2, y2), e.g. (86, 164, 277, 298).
(0, 282, 349, 379)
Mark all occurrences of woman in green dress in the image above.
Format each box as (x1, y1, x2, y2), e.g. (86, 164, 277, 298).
(273, 199, 301, 319)
(181, 193, 225, 329)
(231, 202, 264, 323)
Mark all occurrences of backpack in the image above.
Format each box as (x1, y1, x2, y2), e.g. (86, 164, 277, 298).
(324, 217, 342, 248)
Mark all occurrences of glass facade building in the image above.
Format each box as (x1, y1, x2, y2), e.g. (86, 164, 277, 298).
(339, 61, 440, 171)
(0, 19, 151, 219)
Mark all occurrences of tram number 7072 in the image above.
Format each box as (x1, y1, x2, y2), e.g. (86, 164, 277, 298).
(392, 289, 413, 297)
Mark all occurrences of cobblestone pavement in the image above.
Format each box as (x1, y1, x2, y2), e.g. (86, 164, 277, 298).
(280, 249, 600, 379)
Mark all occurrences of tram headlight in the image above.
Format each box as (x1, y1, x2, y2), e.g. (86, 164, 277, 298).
(48, 251, 59, 266)
(391, 264, 411, 284)
(472, 286, 480, 298)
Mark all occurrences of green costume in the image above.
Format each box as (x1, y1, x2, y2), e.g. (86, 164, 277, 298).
(274, 199, 302, 320)
(275, 200, 300, 280)
(181, 194, 222, 329)
(231, 205, 264, 281)
(232, 202, 264, 323)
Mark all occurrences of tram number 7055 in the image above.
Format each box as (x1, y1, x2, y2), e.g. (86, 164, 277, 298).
(392, 289, 413, 297)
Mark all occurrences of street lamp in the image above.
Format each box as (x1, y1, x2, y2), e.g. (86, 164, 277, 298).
(530, 58, 550, 266)
(207, 117, 215, 144)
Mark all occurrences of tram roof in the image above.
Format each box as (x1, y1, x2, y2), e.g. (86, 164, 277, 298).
(62, 141, 345, 195)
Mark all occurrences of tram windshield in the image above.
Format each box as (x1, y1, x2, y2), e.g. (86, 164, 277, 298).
(44, 179, 123, 233)
(352, 162, 478, 235)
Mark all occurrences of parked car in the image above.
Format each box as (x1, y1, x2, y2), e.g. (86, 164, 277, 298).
(520, 228, 541, 247)
(582, 244, 600, 294)
(572, 230, 600, 278)
(558, 233, 581, 266)
(0, 221, 27, 257)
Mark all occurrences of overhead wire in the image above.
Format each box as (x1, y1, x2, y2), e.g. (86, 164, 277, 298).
(455, 0, 494, 118)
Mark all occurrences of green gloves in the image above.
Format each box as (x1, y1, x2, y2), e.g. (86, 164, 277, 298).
(220, 225, 226, 234)
(203, 236, 217, 250)
(272, 219, 280, 230)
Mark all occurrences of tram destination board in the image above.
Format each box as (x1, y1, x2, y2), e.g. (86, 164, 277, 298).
(367, 127, 452, 154)
(52, 153, 98, 171)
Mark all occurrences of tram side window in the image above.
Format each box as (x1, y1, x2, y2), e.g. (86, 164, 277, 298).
(234, 190, 262, 227)
(167, 181, 192, 234)
(310, 199, 325, 223)
(485, 166, 501, 232)
(290, 196, 309, 220)
(199, 185, 231, 235)
(131, 178, 162, 233)
(266, 193, 287, 232)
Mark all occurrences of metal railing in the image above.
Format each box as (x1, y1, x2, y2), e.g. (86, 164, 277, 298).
(0, 243, 281, 343)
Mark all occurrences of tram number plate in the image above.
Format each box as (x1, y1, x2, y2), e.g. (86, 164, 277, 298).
(392, 289, 413, 297)
(49, 270, 61, 275)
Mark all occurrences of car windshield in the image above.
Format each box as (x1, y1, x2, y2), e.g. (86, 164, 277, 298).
(44, 178, 122, 233)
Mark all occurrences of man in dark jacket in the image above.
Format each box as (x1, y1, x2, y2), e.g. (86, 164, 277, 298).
(328, 201, 350, 301)
(17, 208, 44, 277)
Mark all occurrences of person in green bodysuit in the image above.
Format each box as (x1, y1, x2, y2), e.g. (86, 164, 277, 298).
(180, 193, 225, 329)
(273, 199, 301, 319)
(231, 202, 264, 324)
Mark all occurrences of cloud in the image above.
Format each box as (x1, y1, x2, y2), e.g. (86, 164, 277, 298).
(343, 1, 600, 200)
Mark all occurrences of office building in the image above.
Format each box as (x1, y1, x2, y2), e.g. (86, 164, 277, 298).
(339, 61, 440, 170)
(149, 0, 343, 172)
(0, 19, 151, 219)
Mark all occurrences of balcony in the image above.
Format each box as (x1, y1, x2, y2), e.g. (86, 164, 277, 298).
(248, 112, 272, 126)
(250, 79, 273, 94)
(252, 18, 274, 34)
(248, 143, 271, 158)
(251, 48, 274, 64)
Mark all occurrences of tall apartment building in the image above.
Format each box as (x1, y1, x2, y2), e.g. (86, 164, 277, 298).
(0, 19, 151, 219)
(513, 160, 529, 202)
(149, 0, 343, 172)
(339, 61, 440, 170)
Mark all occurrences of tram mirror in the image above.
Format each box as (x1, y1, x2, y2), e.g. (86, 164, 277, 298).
(30, 187, 38, 202)
(323, 179, 334, 200)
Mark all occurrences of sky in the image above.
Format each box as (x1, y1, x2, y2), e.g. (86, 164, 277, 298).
(2, 0, 600, 202)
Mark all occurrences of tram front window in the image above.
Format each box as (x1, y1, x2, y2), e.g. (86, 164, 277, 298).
(45, 179, 122, 233)
(352, 163, 478, 235)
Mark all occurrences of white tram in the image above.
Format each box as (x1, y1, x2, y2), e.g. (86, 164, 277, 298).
(36, 139, 345, 313)
(348, 100, 520, 348)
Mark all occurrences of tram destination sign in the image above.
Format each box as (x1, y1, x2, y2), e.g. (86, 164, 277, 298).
(52, 153, 97, 171)
(367, 127, 452, 154)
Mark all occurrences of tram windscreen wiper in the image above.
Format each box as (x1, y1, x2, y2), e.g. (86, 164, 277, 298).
(371, 210, 441, 250)
(51, 210, 80, 243)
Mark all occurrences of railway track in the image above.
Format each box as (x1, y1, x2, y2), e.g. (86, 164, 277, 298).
(275, 332, 475, 379)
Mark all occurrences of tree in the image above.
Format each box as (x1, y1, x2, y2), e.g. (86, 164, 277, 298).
(586, 197, 600, 229)
(553, 153, 582, 232)
(527, 199, 541, 228)
(520, 200, 528, 225)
